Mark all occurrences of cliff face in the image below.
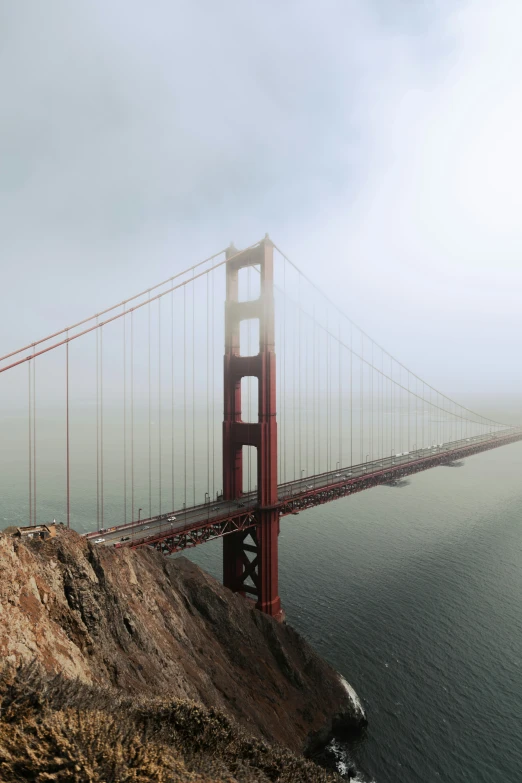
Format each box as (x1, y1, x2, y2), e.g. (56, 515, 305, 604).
(0, 528, 364, 756)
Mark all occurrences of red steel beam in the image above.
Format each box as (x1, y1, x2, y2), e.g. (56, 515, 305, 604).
(102, 431, 522, 554)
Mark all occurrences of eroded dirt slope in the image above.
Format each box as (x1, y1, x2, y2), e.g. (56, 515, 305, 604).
(0, 528, 363, 754)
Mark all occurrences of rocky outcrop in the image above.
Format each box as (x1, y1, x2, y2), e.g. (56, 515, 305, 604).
(0, 527, 365, 756)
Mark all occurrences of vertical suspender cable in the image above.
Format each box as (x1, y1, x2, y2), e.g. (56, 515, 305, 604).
(390, 359, 397, 454)
(314, 305, 323, 474)
(298, 274, 302, 478)
(360, 333, 363, 464)
(398, 365, 401, 454)
(276, 285, 281, 486)
(316, 304, 319, 473)
(390, 356, 393, 456)
(432, 392, 436, 448)
(434, 388, 437, 446)
(283, 259, 286, 483)
(211, 266, 215, 500)
(386, 362, 389, 458)
(183, 286, 187, 510)
(292, 292, 297, 481)
(100, 326, 104, 530)
(386, 356, 390, 456)
(326, 311, 329, 476)
(329, 316, 332, 472)
(305, 282, 310, 477)
(389, 357, 395, 456)
(454, 402, 456, 443)
(171, 285, 175, 511)
(206, 274, 210, 502)
(123, 308, 127, 524)
(192, 271, 196, 506)
(305, 286, 306, 476)
(320, 310, 324, 474)
(158, 298, 162, 516)
(429, 386, 432, 446)
(206, 271, 210, 498)
(66, 331, 70, 529)
(407, 370, 410, 453)
(339, 320, 342, 469)
(248, 267, 252, 493)
(148, 295, 152, 518)
(368, 341, 374, 462)
(331, 318, 334, 470)
(391, 362, 394, 456)
(415, 377, 418, 451)
(96, 324, 99, 530)
(350, 323, 353, 468)
(381, 349, 384, 460)
(28, 362, 32, 525)
(329, 315, 333, 471)
(33, 348, 36, 524)
(131, 311, 135, 523)
(420, 378, 423, 449)
(313, 303, 316, 478)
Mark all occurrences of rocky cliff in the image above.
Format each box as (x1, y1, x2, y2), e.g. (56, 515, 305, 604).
(0, 527, 366, 777)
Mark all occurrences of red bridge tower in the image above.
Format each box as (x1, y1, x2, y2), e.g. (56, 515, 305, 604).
(222, 236, 282, 620)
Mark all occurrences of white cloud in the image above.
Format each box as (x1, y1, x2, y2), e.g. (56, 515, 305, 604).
(289, 0, 522, 393)
(0, 0, 521, 396)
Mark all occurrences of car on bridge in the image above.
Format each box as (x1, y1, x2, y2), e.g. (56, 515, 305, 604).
(94, 537, 105, 544)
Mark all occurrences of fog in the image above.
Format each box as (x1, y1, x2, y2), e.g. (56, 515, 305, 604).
(1, 0, 522, 398)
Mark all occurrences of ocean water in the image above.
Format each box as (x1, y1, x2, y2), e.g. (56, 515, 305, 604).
(1, 401, 521, 782)
(180, 436, 522, 783)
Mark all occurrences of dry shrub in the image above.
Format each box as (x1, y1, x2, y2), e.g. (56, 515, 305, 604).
(0, 665, 340, 783)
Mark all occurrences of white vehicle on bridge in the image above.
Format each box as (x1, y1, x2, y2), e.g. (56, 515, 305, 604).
(94, 537, 105, 544)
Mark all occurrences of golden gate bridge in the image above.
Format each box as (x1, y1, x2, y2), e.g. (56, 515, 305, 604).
(1, 236, 520, 620)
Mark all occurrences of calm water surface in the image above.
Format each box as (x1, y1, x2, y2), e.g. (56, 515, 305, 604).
(182, 439, 522, 783)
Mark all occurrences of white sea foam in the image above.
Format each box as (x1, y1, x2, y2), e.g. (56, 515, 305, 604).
(327, 739, 349, 777)
(333, 676, 376, 780)
(328, 739, 376, 782)
(339, 675, 366, 719)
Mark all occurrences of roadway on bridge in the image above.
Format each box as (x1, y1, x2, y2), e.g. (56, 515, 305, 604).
(87, 431, 513, 548)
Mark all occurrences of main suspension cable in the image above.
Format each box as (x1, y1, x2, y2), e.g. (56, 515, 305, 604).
(272, 243, 508, 428)
(0, 248, 228, 365)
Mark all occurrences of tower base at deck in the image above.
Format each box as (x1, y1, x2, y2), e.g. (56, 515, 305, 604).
(222, 511, 284, 622)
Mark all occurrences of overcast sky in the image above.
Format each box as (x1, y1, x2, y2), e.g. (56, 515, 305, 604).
(1, 0, 522, 398)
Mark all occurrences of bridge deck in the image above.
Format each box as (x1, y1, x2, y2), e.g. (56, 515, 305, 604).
(84, 429, 522, 554)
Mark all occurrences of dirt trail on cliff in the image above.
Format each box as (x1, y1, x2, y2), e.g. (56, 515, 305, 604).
(0, 528, 362, 757)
